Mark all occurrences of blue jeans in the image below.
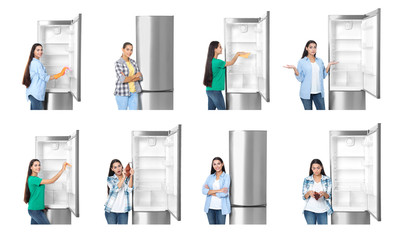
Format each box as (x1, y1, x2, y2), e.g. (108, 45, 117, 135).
(304, 210, 328, 225)
(105, 212, 128, 224)
(115, 92, 139, 110)
(206, 90, 226, 110)
(28, 210, 50, 224)
(300, 93, 325, 110)
(206, 209, 226, 224)
(29, 95, 44, 110)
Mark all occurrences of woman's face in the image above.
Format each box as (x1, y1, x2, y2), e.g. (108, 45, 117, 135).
(30, 161, 41, 174)
(306, 43, 317, 56)
(122, 45, 133, 58)
(212, 160, 223, 173)
(111, 162, 123, 176)
(215, 43, 223, 55)
(311, 163, 322, 176)
(34, 46, 43, 59)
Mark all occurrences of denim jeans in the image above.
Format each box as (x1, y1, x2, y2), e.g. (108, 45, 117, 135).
(206, 90, 226, 110)
(115, 92, 139, 110)
(304, 210, 328, 225)
(28, 210, 50, 224)
(300, 93, 325, 110)
(28, 95, 44, 110)
(105, 211, 128, 224)
(206, 209, 226, 224)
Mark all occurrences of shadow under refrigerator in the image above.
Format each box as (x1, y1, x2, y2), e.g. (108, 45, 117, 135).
(330, 124, 381, 224)
(229, 130, 266, 224)
(37, 14, 81, 110)
(132, 125, 181, 224)
(328, 9, 380, 110)
(224, 11, 269, 110)
(136, 16, 174, 110)
(36, 130, 79, 224)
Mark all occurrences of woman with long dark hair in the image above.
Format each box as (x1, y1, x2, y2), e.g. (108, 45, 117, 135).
(202, 157, 231, 224)
(24, 159, 70, 224)
(22, 43, 68, 110)
(284, 40, 338, 110)
(104, 159, 134, 224)
(302, 159, 333, 224)
(203, 41, 244, 110)
(114, 42, 143, 110)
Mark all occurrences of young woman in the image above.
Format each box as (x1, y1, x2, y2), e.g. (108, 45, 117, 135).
(104, 159, 134, 224)
(114, 42, 143, 110)
(302, 159, 333, 225)
(22, 43, 68, 110)
(202, 157, 231, 224)
(24, 159, 70, 224)
(203, 41, 244, 110)
(284, 40, 338, 110)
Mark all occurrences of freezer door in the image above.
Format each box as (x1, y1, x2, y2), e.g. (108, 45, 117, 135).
(362, 9, 380, 98)
(167, 125, 181, 220)
(67, 130, 79, 217)
(366, 124, 381, 221)
(257, 11, 270, 102)
(70, 14, 82, 101)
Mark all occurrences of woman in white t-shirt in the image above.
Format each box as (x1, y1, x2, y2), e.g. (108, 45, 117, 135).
(302, 159, 333, 224)
(104, 159, 134, 224)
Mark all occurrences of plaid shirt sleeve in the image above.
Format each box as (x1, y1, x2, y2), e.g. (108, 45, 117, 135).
(302, 178, 310, 200)
(130, 59, 143, 82)
(325, 177, 332, 200)
(114, 61, 130, 96)
(105, 176, 132, 212)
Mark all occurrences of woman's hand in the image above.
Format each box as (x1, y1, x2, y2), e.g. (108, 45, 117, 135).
(326, 61, 339, 73)
(130, 168, 134, 176)
(205, 184, 209, 189)
(319, 191, 329, 199)
(305, 190, 315, 199)
(283, 65, 299, 76)
(219, 187, 228, 193)
(62, 162, 72, 171)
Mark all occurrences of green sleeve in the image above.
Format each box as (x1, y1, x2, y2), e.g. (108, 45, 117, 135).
(213, 59, 226, 69)
(30, 176, 42, 186)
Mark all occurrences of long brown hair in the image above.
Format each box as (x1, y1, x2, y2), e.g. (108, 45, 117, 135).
(107, 159, 122, 195)
(24, 159, 40, 204)
(210, 157, 226, 174)
(23, 43, 42, 88)
(301, 40, 317, 59)
(309, 159, 326, 176)
(203, 41, 220, 87)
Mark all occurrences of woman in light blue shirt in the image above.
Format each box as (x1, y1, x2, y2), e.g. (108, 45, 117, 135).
(284, 40, 338, 110)
(22, 43, 67, 110)
(202, 157, 231, 224)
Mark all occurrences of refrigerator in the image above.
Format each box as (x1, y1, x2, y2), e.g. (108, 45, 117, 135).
(37, 14, 81, 110)
(224, 11, 270, 110)
(136, 16, 174, 110)
(328, 9, 380, 110)
(330, 124, 381, 224)
(229, 130, 267, 224)
(131, 125, 181, 224)
(35, 130, 79, 224)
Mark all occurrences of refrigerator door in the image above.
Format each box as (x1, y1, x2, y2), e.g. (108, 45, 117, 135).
(70, 14, 82, 101)
(366, 123, 381, 221)
(362, 9, 380, 98)
(139, 91, 173, 110)
(230, 206, 266, 224)
(166, 125, 181, 221)
(257, 11, 270, 102)
(136, 16, 174, 91)
(67, 130, 79, 217)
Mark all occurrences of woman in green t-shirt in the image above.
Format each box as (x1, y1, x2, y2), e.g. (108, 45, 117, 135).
(23, 159, 70, 224)
(203, 41, 244, 110)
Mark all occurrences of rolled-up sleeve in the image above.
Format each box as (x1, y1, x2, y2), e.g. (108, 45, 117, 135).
(326, 178, 332, 200)
(133, 60, 143, 82)
(115, 62, 126, 83)
(302, 179, 308, 200)
(30, 61, 50, 83)
(320, 59, 328, 79)
(295, 60, 304, 82)
(216, 174, 230, 198)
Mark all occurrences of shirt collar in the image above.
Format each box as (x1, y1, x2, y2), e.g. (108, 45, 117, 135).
(211, 172, 226, 178)
(304, 56, 319, 62)
(306, 174, 327, 181)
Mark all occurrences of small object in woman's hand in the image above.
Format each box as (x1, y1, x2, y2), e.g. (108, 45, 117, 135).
(125, 163, 131, 177)
(314, 192, 321, 200)
(240, 52, 250, 58)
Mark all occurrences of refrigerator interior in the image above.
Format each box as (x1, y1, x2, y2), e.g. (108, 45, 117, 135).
(330, 134, 377, 212)
(329, 17, 377, 91)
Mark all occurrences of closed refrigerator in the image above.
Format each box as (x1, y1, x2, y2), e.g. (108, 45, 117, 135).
(37, 14, 81, 110)
(136, 16, 174, 110)
(328, 9, 380, 110)
(35, 130, 79, 224)
(224, 11, 270, 110)
(229, 130, 267, 224)
(132, 125, 181, 224)
(330, 124, 381, 224)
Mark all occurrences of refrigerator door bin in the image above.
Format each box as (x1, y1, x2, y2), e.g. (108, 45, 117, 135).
(226, 93, 261, 110)
(132, 211, 170, 224)
(46, 208, 72, 224)
(139, 91, 173, 110)
(332, 211, 370, 224)
(329, 91, 365, 110)
(229, 206, 266, 224)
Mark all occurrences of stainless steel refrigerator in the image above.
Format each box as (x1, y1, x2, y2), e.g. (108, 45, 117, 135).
(224, 11, 270, 110)
(328, 9, 380, 110)
(36, 130, 79, 224)
(37, 14, 82, 110)
(229, 130, 267, 224)
(330, 124, 381, 224)
(131, 125, 181, 224)
(136, 16, 174, 110)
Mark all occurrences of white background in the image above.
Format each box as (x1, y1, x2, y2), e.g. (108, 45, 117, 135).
(0, 0, 404, 239)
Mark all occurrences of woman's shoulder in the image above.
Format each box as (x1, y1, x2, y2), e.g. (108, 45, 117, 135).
(115, 58, 125, 65)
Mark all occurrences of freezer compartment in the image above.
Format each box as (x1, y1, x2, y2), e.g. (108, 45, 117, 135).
(139, 91, 173, 110)
(226, 93, 261, 110)
(44, 92, 73, 110)
(331, 211, 370, 224)
(329, 91, 365, 110)
(132, 211, 170, 224)
(230, 206, 266, 224)
(330, 71, 363, 91)
(46, 208, 71, 224)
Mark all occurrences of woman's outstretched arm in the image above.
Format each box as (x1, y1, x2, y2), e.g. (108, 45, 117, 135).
(40, 162, 71, 185)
